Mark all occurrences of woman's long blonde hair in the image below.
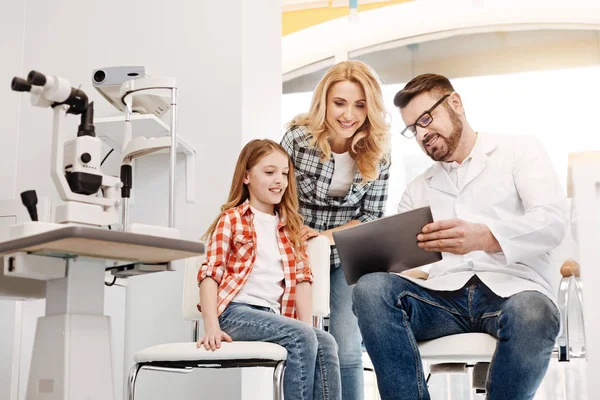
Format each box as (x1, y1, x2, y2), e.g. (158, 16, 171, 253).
(203, 139, 306, 260)
(287, 60, 390, 181)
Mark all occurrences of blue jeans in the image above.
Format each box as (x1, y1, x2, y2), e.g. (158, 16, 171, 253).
(352, 273, 560, 400)
(219, 303, 342, 400)
(330, 265, 364, 400)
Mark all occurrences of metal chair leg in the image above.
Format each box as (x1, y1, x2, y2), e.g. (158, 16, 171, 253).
(313, 316, 324, 330)
(127, 363, 142, 400)
(273, 360, 286, 400)
(472, 362, 489, 392)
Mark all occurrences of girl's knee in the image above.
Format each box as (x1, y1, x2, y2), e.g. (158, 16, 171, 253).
(317, 330, 337, 347)
(289, 322, 319, 350)
(316, 330, 340, 358)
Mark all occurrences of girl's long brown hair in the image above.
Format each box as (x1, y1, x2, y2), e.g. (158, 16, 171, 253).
(287, 60, 390, 181)
(203, 139, 306, 260)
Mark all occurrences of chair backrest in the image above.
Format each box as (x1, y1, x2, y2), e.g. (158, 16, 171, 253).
(182, 255, 204, 321)
(181, 235, 331, 320)
(307, 235, 331, 317)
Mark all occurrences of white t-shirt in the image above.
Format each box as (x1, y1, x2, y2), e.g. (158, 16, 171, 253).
(232, 207, 285, 313)
(328, 151, 357, 197)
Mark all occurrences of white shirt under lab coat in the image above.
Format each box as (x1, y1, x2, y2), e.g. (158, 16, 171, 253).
(398, 133, 568, 302)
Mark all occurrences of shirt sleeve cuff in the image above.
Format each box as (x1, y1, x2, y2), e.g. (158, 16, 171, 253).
(358, 213, 377, 223)
(297, 271, 313, 284)
(198, 264, 225, 286)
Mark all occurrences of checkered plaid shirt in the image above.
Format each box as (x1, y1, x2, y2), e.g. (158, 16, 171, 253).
(198, 200, 312, 318)
(281, 125, 390, 269)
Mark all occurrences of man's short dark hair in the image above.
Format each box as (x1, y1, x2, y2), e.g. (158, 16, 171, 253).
(393, 74, 455, 108)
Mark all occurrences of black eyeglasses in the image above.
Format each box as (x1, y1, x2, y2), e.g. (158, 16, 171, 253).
(400, 94, 451, 138)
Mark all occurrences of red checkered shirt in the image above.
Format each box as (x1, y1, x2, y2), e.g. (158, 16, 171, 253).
(198, 200, 313, 319)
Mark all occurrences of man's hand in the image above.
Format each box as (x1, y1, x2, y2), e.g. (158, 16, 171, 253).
(300, 225, 320, 241)
(417, 218, 501, 254)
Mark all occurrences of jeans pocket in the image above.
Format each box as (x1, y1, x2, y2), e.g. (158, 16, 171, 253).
(481, 311, 501, 320)
(398, 291, 461, 315)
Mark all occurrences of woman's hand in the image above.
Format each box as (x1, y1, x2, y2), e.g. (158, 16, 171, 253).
(300, 225, 320, 241)
(197, 325, 232, 351)
(321, 230, 335, 245)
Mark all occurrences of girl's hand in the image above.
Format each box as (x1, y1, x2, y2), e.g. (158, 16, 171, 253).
(197, 327, 232, 351)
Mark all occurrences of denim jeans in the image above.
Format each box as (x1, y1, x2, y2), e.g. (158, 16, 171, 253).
(219, 302, 342, 400)
(330, 265, 364, 400)
(352, 273, 560, 400)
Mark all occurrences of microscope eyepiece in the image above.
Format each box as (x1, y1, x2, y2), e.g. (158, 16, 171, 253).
(27, 70, 47, 86)
(78, 102, 96, 137)
(11, 77, 32, 92)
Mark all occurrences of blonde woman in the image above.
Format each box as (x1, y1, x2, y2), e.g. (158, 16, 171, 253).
(281, 60, 391, 400)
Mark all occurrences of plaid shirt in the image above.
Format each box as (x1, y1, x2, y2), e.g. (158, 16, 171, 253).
(198, 200, 312, 318)
(281, 125, 390, 269)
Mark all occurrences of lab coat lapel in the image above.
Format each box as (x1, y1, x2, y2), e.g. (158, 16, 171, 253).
(425, 163, 458, 196)
(461, 134, 498, 190)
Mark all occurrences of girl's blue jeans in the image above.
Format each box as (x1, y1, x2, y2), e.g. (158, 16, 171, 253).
(219, 302, 342, 400)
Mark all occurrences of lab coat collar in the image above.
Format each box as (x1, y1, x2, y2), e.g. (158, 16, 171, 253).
(424, 133, 498, 195)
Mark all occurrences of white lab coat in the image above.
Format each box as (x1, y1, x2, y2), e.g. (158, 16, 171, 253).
(398, 133, 568, 302)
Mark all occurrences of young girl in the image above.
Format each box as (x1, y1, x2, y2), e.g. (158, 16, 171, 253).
(197, 139, 341, 400)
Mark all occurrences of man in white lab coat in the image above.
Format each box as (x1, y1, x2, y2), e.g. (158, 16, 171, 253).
(352, 74, 568, 400)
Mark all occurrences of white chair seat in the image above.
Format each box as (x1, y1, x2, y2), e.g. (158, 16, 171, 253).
(418, 333, 497, 364)
(134, 341, 287, 363)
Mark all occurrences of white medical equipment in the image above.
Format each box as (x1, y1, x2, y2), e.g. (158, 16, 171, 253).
(3, 70, 205, 400)
(92, 66, 193, 238)
(11, 71, 122, 231)
(0, 225, 204, 400)
(92, 66, 171, 119)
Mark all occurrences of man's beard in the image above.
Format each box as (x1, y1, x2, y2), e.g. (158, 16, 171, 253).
(425, 107, 463, 162)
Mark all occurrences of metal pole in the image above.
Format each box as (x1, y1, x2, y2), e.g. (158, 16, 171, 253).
(121, 198, 129, 232)
(122, 103, 132, 232)
(168, 88, 178, 228)
(192, 320, 200, 343)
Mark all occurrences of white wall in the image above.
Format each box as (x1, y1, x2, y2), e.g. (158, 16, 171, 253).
(0, 0, 26, 201)
(242, 1, 282, 143)
(1, 0, 282, 399)
(0, 300, 17, 400)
